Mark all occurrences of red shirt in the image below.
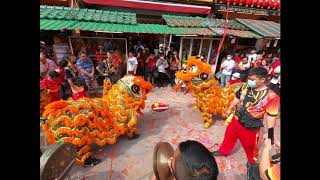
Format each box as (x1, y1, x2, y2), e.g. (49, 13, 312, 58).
(42, 78, 60, 102)
(233, 56, 241, 64)
(229, 79, 241, 85)
(112, 54, 120, 69)
(146, 57, 157, 70)
(55, 67, 65, 86)
(271, 59, 281, 75)
(271, 59, 281, 70)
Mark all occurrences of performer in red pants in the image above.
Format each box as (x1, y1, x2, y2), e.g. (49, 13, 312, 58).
(212, 67, 280, 180)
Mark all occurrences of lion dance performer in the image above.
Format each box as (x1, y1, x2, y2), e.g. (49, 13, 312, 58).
(41, 75, 152, 166)
(174, 56, 242, 128)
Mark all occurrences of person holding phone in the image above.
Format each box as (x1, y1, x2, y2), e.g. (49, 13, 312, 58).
(211, 67, 280, 179)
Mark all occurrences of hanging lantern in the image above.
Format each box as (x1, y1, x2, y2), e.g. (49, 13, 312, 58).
(257, 0, 263, 7)
(252, 0, 259, 7)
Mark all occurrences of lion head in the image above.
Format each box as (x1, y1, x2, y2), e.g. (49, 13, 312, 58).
(175, 56, 217, 92)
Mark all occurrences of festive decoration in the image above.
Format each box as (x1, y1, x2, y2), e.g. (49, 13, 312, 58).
(41, 75, 152, 164)
(175, 56, 242, 128)
(40, 81, 48, 116)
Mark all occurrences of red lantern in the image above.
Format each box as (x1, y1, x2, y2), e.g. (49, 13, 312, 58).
(275, 0, 280, 10)
(261, 0, 268, 8)
(252, 0, 259, 7)
(257, 0, 263, 7)
(267, 0, 273, 9)
(245, 0, 252, 7)
(233, 0, 240, 5)
(239, 0, 245, 6)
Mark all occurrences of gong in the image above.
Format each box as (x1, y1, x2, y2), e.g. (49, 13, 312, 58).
(40, 143, 77, 180)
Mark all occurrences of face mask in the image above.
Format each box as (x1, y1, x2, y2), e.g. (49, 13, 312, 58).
(247, 79, 257, 88)
(160, 57, 164, 59)
(227, 57, 232, 60)
(231, 77, 236, 80)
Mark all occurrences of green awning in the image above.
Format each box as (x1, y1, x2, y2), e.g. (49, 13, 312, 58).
(40, 5, 137, 24)
(40, 6, 216, 35)
(235, 18, 280, 38)
(40, 19, 216, 35)
(210, 28, 262, 39)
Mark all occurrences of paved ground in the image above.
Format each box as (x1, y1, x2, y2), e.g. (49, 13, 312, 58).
(40, 86, 280, 180)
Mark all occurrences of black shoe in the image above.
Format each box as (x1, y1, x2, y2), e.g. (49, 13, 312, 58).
(128, 133, 140, 140)
(84, 156, 101, 167)
(211, 151, 226, 156)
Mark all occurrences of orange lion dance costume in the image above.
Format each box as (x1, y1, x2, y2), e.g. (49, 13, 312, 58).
(41, 75, 152, 164)
(175, 56, 242, 128)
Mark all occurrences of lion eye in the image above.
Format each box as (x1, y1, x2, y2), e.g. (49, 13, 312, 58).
(190, 65, 198, 73)
(131, 85, 140, 94)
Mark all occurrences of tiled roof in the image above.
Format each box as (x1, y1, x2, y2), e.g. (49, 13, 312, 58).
(163, 15, 249, 30)
(235, 18, 280, 38)
(40, 19, 215, 35)
(40, 5, 137, 24)
(210, 27, 262, 38)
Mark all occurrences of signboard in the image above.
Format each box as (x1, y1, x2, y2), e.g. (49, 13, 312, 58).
(214, 3, 280, 16)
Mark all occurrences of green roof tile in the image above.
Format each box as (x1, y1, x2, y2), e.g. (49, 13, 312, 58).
(163, 15, 249, 31)
(40, 5, 137, 24)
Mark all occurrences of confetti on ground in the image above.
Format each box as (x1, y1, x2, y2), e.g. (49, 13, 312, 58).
(40, 86, 280, 180)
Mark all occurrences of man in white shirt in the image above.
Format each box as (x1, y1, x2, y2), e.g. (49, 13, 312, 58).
(247, 49, 257, 63)
(268, 66, 280, 95)
(127, 51, 138, 75)
(52, 35, 71, 64)
(220, 54, 235, 87)
(237, 57, 251, 81)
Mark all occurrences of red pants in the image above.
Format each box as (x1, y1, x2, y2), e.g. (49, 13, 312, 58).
(218, 117, 260, 163)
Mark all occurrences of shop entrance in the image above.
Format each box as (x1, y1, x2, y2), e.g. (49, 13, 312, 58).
(178, 37, 221, 65)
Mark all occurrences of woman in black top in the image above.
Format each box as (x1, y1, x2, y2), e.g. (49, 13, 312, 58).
(64, 54, 88, 100)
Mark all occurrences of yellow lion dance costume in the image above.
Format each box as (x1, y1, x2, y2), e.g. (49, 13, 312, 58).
(175, 56, 242, 128)
(41, 75, 152, 164)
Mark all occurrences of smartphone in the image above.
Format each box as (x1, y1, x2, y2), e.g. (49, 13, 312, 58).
(268, 128, 274, 145)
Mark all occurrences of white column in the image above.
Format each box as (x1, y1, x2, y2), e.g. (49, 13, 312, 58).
(125, 39, 128, 59)
(189, 38, 193, 58)
(179, 37, 183, 61)
(166, 34, 172, 56)
(207, 39, 213, 62)
(199, 38, 203, 56)
(68, 37, 74, 55)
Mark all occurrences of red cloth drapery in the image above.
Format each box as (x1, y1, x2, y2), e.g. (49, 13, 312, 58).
(81, 0, 211, 14)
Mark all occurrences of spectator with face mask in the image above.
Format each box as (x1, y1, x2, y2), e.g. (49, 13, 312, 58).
(220, 54, 236, 87)
(156, 54, 169, 87)
(152, 140, 219, 180)
(247, 49, 257, 63)
(237, 56, 251, 82)
(65, 54, 88, 100)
